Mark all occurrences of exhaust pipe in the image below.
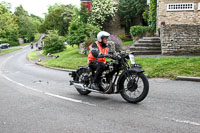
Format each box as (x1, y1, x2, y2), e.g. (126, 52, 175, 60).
(73, 83, 85, 90)
(73, 83, 103, 93)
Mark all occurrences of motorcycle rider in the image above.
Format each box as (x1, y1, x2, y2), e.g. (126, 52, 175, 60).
(88, 31, 116, 91)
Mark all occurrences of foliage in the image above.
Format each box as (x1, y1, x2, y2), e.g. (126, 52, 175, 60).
(17, 15, 38, 42)
(130, 26, 153, 37)
(34, 33, 41, 42)
(0, 39, 19, 46)
(0, 1, 11, 10)
(13, 5, 42, 42)
(83, 37, 96, 53)
(66, 8, 100, 45)
(88, 0, 118, 29)
(142, 10, 149, 24)
(0, 3, 19, 42)
(30, 14, 44, 23)
(14, 5, 29, 17)
(43, 30, 66, 54)
(118, 0, 146, 34)
(117, 35, 126, 41)
(67, 22, 100, 45)
(39, 4, 74, 36)
(148, 0, 157, 32)
(108, 35, 122, 52)
(0, 3, 41, 45)
(80, 3, 90, 24)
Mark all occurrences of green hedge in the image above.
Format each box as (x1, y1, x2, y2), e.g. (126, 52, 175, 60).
(130, 26, 153, 37)
(0, 40, 19, 46)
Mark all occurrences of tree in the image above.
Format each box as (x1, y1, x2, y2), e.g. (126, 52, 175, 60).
(14, 5, 28, 17)
(87, 0, 118, 29)
(30, 14, 44, 23)
(43, 30, 65, 54)
(0, 3, 18, 41)
(39, 4, 74, 36)
(118, 0, 146, 34)
(148, 0, 157, 32)
(0, 1, 11, 10)
(13, 5, 41, 42)
(66, 7, 100, 45)
(17, 16, 38, 41)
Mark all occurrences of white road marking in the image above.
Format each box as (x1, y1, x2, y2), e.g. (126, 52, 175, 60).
(0, 50, 96, 107)
(1, 72, 96, 106)
(164, 117, 200, 126)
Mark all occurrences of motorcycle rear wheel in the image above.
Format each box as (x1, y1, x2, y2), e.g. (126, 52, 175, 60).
(75, 69, 91, 95)
(120, 72, 149, 103)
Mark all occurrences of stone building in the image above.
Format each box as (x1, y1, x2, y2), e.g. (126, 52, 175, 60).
(158, 0, 200, 55)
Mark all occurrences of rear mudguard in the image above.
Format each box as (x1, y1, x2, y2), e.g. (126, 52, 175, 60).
(117, 68, 144, 92)
(69, 66, 90, 81)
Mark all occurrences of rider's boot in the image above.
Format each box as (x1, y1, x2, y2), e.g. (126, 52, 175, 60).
(91, 83, 101, 91)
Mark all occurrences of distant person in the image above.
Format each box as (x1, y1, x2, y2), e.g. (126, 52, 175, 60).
(30, 43, 33, 49)
(35, 42, 38, 47)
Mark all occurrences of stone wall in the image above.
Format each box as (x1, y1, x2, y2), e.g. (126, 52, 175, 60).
(160, 24, 200, 55)
(104, 14, 125, 36)
(158, 0, 200, 27)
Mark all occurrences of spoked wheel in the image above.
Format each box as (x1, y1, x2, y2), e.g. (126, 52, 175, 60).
(75, 69, 91, 95)
(120, 72, 149, 103)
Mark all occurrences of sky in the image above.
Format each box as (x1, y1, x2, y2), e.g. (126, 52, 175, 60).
(1, 0, 81, 18)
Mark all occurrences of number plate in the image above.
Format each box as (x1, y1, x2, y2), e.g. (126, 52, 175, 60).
(129, 54, 135, 65)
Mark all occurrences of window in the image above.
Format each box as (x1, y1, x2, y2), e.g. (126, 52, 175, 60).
(198, 3, 200, 10)
(167, 3, 194, 11)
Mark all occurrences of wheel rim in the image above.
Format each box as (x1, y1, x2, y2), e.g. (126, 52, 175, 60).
(123, 75, 144, 99)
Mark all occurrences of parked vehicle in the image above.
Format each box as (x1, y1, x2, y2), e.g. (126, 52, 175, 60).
(69, 51, 149, 103)
(0, 43, 10, 49)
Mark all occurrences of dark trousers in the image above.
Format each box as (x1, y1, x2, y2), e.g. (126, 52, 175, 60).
(89, 61, 107, 84)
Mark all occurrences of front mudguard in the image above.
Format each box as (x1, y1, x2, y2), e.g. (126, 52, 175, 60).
(117, 68, 144, 92)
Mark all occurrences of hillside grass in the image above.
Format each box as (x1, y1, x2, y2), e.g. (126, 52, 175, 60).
(0, 48, 21, 55)
(32, 45, 200, 79)
(28, 50, 39, 60)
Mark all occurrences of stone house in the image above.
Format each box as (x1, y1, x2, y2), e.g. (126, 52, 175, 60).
(158, 0, 200, 55)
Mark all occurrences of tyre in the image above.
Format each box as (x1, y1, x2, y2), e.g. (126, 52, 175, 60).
(120, 72, 149, 103)
(75, 69, 91, 95)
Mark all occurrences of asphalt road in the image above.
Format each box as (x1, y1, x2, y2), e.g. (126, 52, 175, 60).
(0, 46, 200, 133)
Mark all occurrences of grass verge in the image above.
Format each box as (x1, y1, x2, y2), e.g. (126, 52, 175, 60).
(122, 40, 133, 46)
(28, 50, 39, 60)
(0, 48, 21, 55)
(36, 46, 200, 79)
(20, 43, 31, 46)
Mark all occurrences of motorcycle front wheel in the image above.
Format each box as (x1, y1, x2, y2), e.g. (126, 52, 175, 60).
(120, 72, 149, 103)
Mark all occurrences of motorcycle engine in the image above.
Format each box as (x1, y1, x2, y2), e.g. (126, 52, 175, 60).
(80, 73, 90, 87)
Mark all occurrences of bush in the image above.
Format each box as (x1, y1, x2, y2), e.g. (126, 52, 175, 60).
(67, 21, 100, 45)
(83, 37, 96, 54)
(8, 41, 19, 46)
(117, 35, 126, 41)
(130, 26, 153, 37)
(108, 35, 122, 52)
(88, 0, 118, 28)
(43, 30, 66, 54)
(148, 0, 157, 32)
(0, 39, 19, 46)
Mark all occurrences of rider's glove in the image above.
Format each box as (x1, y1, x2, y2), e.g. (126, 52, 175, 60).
(109, 55, 118, 60)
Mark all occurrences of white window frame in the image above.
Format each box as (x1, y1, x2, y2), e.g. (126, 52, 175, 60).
(167, 3, 194, 11)
(198, 3, 200, 10)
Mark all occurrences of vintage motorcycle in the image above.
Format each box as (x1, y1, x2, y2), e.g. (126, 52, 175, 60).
(69, 51, 149, 103)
